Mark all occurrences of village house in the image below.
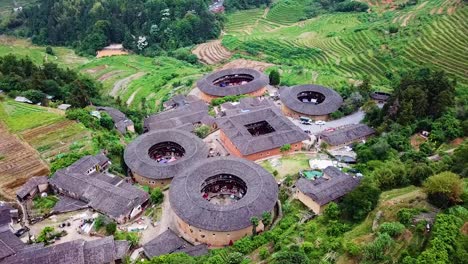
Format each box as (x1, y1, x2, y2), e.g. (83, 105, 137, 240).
(295, 166, 361, 214)
(143, 229, 208, 259)
(96, 44, 129, 58)
(0, 235, 129, 264)
(216, 105, 309, 160)
(0, 204, 25, 262)
(370, 91, 391, 104)
(16, 176, 49, 202)
(96, 106, 135, 134)
(47, 154, 148, 223)
(319, 124, 375, 149)
(144, 98, 216, 133)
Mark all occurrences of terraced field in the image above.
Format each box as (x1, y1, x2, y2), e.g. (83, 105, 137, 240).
(222, 0, 468, 90)
(192, 40, 232, 65)
(0, 123, 49, 200)
(78, 55, 206, 111)
(0, 100, 91, 162)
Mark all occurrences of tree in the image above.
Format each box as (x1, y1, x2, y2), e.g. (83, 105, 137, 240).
(250, 217, 259, 236)
(423, 171, 463, 208)
(272, 250, 309, 264)
(194, 125, 210, 139)
(269, 69, 280, 85)
(364, 233, 394, 261)
(226, 252, 244, 264)
(280, 144, 291, 153)
(408, 163, 433, 186)
(450, 142, 468, 177)
(21, 89, 46, 104)
(99, 112, 114, 130)
(341, 181, 381, 221)
(36, 226, 55, 245)
(262, 211, 272, 227)
(106, 222, 117, 235)
(150, 188, 164, 205)
(45, 46, 54, 55)
(323, 202, 340, 221)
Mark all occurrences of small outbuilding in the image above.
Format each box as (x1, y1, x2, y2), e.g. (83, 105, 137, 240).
(143, 229, 208, 259)
(170, 157, 278, 247)
(370, 91, 391, 103)
(280, 85, 343, 121)
(16, 176, 49, 202)
(197, 68, 269, 102)
(319, 124, 375, 149)
(96, 106, 135, 134)
(124, 129, 209, 187)
(295, 166, 361, 214)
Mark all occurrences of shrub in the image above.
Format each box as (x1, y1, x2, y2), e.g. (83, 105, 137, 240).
(45, 46, 54, 55)
(150, 188, 164, 205)
(259, 247, 270, 260)
(423, 171, 463, 208)
(280, 144, 291, 152)
(194, 125, 210, 139)
(106, 222, 117, 235)
(397, 208, 419, 226)
(379, 222, 405, 237)
(364, 233, 394, 261)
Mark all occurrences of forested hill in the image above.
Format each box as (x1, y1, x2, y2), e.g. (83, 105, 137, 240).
(6, 0, 222, 56)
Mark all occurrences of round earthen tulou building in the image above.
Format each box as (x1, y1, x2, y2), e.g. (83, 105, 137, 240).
(280, 84, 343, 120)
(197, 68, 269, 102)
(169, 157, 279, 247)
(124, 129, 209, 187)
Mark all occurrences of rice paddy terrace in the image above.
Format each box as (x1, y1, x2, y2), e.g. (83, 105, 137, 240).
(222, 0, 468, 91)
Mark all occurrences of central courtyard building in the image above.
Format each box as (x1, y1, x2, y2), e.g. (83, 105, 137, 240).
(197, 68, 269, 102)
(124, 129, 208, 187)
(170, 157, 279, 247)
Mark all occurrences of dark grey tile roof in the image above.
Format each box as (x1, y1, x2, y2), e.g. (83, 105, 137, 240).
(49, 171, 148, 220)
(0, 205, 13, 227)
(163, 95, 199, 109)
(370, 92, 391, 101)
(0, 230, 25, 260)
(216, 107, 309, 155)
(144, 100, 214, 132)
(143, 229, 188, 258)
(96, 107, 134, 134)
(124, 129, 209, 180)
(280, 85, 343, 116)
(197, 68, 268, 97)
(296, 166, 361, 206)
(319, 124, 375, 146)
(0, 237, 128, 264)
(67, 154, 109, 175)
(221, 97, 276, 116)
(176, 244, 208, 257)
(52, 195, 88, 214)
(16, 176, 48, 199)
(170, 157, 278, 232)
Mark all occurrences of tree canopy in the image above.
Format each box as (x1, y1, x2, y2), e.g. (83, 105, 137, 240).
(10, 0, 222, 55)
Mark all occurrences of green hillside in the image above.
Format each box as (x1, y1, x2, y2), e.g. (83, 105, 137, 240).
(223, 0, 467, 91)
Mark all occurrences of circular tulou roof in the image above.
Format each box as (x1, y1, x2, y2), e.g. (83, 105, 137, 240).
(280, 84, 343, 116)
(124, 129, 208, 180)
(170, 157, 278, 232)
(197, 68, 269, 97)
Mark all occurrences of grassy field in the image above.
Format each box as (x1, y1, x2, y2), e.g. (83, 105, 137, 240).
(260, 153, 312, 179)
(0, 36, 89, 67)
(0, 100, 91, 161)
(0, 100, 65, 132)
(223, 0, 468, 91)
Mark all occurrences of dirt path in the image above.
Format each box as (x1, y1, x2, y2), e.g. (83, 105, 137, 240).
(98, 70, 125, 81)
(401, 13, 414, 27)
(126, 88, 141, 106)
(417, 1, 428, 10)
(0, 123, 49, 200)
(109, 72, 145, 97)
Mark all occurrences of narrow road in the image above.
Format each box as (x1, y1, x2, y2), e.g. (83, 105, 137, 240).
(290, 110, 365, 135)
